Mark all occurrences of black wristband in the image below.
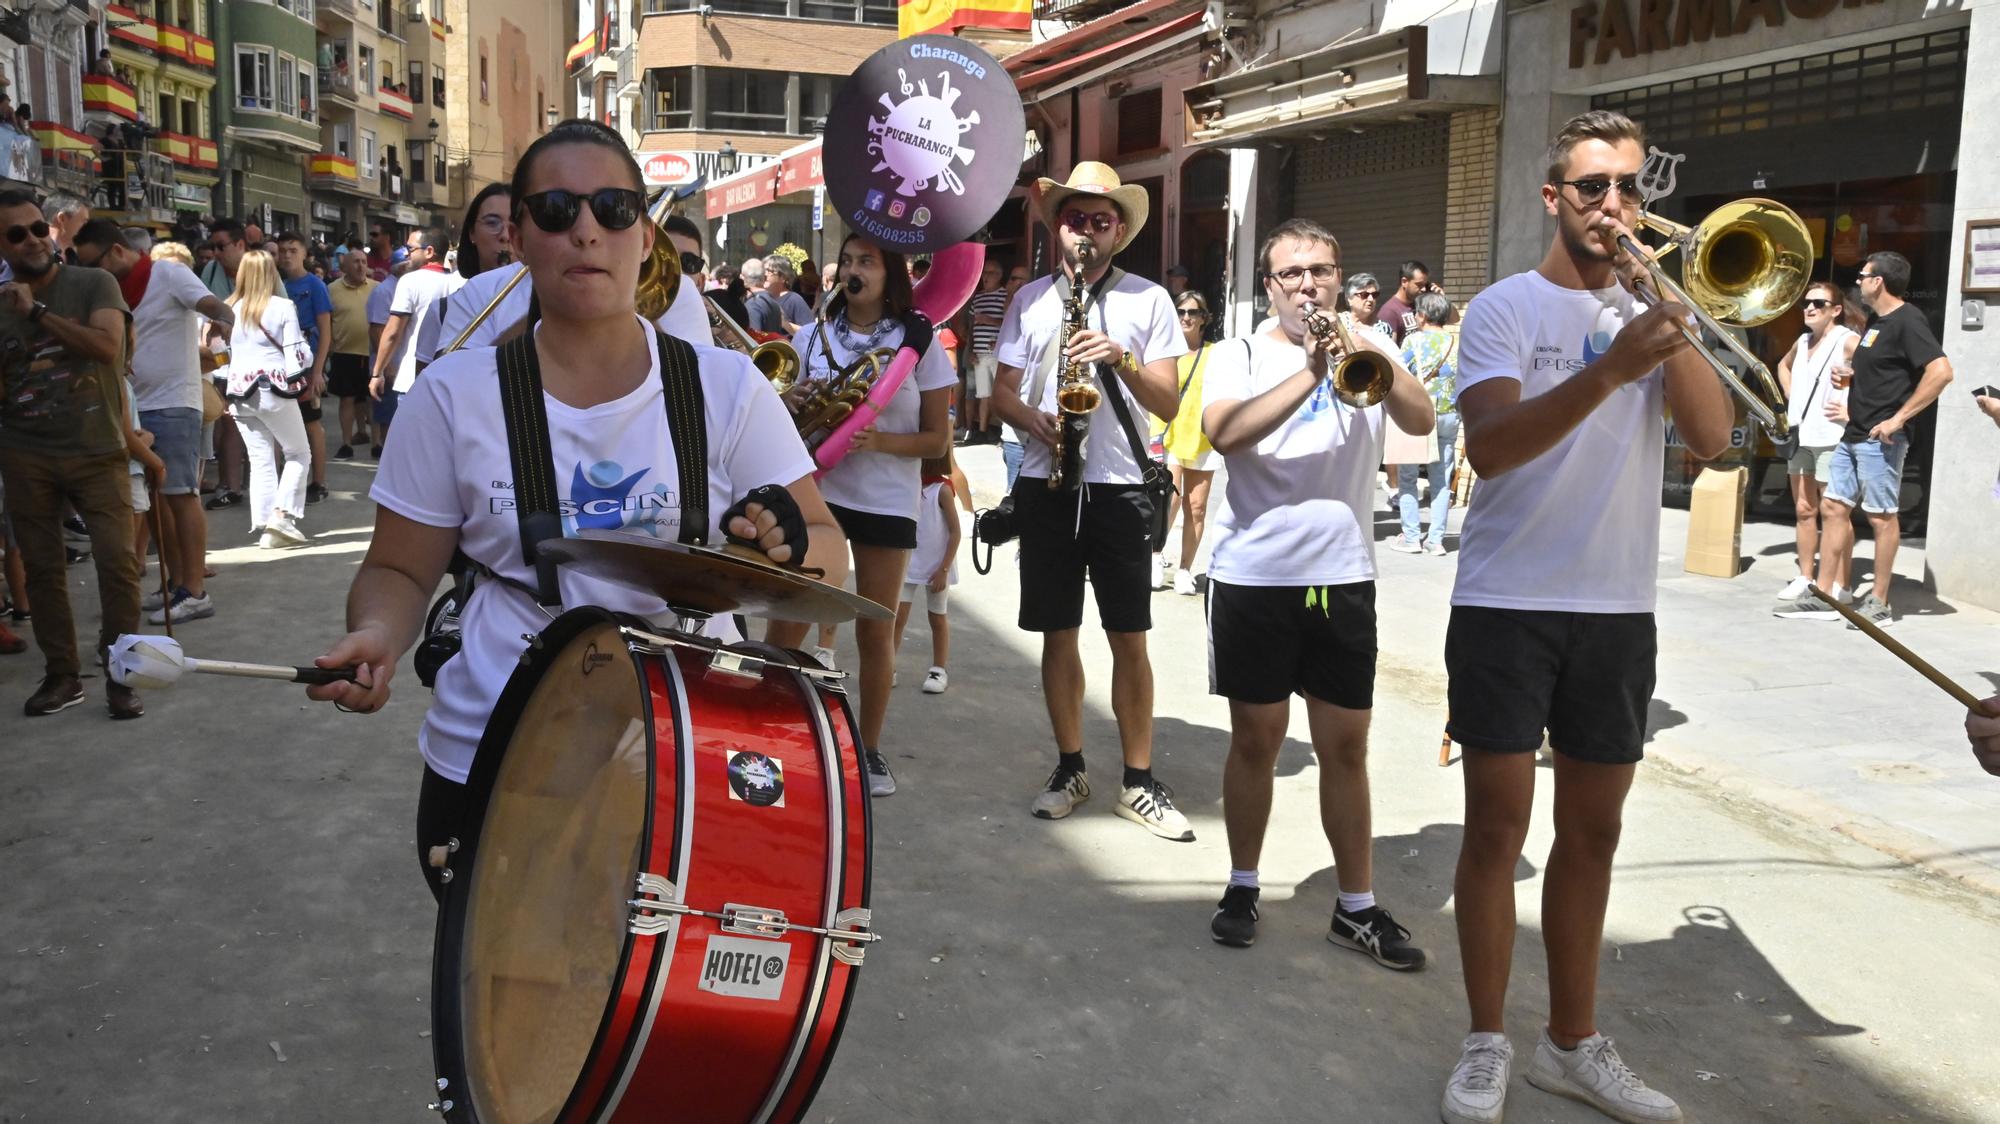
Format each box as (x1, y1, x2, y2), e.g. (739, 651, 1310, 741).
(722, 484, 809, 567)
(28, 302, 47, 323)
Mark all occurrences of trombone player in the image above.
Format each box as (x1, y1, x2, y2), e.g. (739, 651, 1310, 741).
(1198, 217, 1432, 959)
(1438, 109, 1732, 1124)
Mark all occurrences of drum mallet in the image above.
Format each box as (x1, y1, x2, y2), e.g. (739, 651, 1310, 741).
(108, 634, 359, 690)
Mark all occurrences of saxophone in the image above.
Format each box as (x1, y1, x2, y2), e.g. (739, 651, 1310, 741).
(1048, 275, 1101, 492)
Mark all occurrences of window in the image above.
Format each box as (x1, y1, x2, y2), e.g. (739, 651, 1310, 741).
(802, 73, 837, 130)
(277, 54, 296, 119)
(536, 90, 544, 132)
(1114, 88, 1161, 155)
(158, 94, 177, 133)
(648, 68, 692, 130)
(802, 0, 855, 20)
(333, 121, 352, 158)
(360, 127, 377, 178)
(408, 139, 425, 178)
(433, 64, 445, 107)
(409, 61, 424, 104)
(704, 68, 786, 133)
(182, 97, 199, 135)
(236, 46, 273, 112)
(299, 64, 315, 121)
(479, 52, 488, 103)
(358, 44, 375, 93)
(434, 145, 446, 185)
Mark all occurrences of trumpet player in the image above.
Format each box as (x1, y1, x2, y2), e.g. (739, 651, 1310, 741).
(1439, 110, 1732, 1124)
(1198, 218, 1433, 963)
(990, 162, 1192, 841)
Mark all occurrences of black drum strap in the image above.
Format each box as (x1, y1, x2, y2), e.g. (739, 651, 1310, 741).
(494, 327, 712, 607)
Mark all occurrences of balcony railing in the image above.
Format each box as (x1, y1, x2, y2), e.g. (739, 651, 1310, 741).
(616, 42, 636, 94)
(308, 152, 364, 190)
(154, 130, 219, 171)
(107, 4, 217, 71)
(317, 0, 357, 20)
(83, 75, 141, 122)
(378, 86, 414, 119)
(319, 68, 363, 104)
(98, 147, 176, 220)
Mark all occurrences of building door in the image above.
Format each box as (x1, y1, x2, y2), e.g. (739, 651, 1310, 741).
(1179, 150, 1230, 313)
(1118, 176, 1165, 287)
(1290, 118, 1450, 292)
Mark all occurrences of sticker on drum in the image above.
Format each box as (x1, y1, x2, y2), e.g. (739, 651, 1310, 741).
(698, 934, 791, 1000)
(727, 751, 786, 807)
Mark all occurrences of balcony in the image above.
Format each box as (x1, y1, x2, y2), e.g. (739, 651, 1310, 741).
(98, 148, 176, 223)
(377, 86, 414, 120)
(108, 5, 217, 72)
(154, 130, 219, 173)
(83, 75, 140, 122)
(317, 0, 358, 22)
(32, 123, 96, 197)
(616, 42, 637, 96)
(319, 67, 366, 107)
(307, 152, 374, 196)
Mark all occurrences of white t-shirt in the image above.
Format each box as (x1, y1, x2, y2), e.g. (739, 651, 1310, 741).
(370, 319, 815, 782)
(995, 271, 1186, 486)
(1450, 270, 1665, 614)
(428, 264, 711, 360)
(1785, 325, 1855, 448)
(1202, 333, 1387, 587)
(130, 259, 218, 413)
(789, 315, 955, 520)
(388, 266, 464, 392)
(908, 478, 959, 586)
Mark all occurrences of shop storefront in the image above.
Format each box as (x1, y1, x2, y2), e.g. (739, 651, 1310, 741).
(1504, 0, 1971, 527)
(702, 141, 841, 275)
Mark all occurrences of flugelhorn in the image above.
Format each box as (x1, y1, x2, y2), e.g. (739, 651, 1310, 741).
(1299, 301, 1394, 407)
(705, 293, 800, 390)
(1615, 197, 1812, 439)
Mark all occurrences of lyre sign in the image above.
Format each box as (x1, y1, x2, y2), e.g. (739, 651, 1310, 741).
(1638, 146, 1685, 208)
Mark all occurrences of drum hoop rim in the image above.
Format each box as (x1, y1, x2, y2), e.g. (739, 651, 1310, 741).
(429, 606, 663, 1124)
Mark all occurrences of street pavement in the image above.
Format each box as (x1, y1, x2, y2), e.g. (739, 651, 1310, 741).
(3, 444, 1998, 1123)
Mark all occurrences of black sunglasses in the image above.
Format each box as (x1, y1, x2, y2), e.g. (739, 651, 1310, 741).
(1176, 307, 1206, 321)
(680, 251, 706, 274)
(1801, 298, 1832, 310)
(1059, 209, 1119, 235)
(6, 220, 50, 245)
(1555, 176, 1644, 205)
(519, 188, 645, 234)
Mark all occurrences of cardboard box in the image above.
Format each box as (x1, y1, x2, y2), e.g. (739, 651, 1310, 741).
(1684, 465, 1748, 578)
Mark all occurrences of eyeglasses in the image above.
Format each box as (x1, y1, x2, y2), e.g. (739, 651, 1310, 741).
(475, 214, 508, 232)
(1176, 308, 1205, 321)
(1058, 209, 1119, 236)
(1857, 271, 1878, 281)
(519, 188, 644, 234)
(5, 220, 50, 245)
(1555, 176, 1645, 205)
(1801, 298, 1832, 310)
(1350, 290, 1380, 301)
(1267, 264, 1339, 288)
(679, 251, 706, 274)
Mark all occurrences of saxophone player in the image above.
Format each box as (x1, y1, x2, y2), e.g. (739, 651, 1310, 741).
(990, 162, 1191, 841)
(1198, 218, 1433, 960)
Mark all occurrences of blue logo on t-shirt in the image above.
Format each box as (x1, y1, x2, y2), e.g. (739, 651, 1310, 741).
(567, 460, 676, 536)
(1581, 329, 1613, 366)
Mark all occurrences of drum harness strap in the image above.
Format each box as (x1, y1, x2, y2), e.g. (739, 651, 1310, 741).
(485, 326, 711, 608)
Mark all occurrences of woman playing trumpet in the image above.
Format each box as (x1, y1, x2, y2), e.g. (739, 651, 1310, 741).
(771, 233, 955, 798)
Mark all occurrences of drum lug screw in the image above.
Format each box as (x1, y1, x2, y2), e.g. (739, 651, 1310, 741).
(439, 868, 454, 883)
(428, 1100, 454, 1113)
(437, 1079, 450, 1091)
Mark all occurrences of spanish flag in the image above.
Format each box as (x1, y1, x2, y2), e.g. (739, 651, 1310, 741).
(565, 30, 598, 69)
(898, 0, 1031, 38)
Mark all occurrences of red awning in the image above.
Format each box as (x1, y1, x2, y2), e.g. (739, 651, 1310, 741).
(706, 142, 824, 220)
(1009, 9, 1206, 97)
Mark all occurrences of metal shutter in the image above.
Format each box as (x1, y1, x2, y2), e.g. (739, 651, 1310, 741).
(1290, 117, 1450, 286)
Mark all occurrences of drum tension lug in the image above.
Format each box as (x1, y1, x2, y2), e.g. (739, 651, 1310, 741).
(707, 648, 769, 682)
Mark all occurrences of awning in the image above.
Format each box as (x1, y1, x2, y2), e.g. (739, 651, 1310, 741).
(1004, 0, 1212, 102)
(1182, 26, 1499, 148)
(704, 140, 823, 220)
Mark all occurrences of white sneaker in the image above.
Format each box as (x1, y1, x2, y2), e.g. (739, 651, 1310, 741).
(1173, 569, 1197, 596)
(259, 529, 285, 550)
(1116, 779, 1195, 841)
(1150, 553, 1168, 590)
(147, 590, 214, 625)
(1030, 761, 1089, 819)
(1425, 541, 1447, 557)
(1525, 1031, 1682, 1123)
(1775, 574, 1813, 601)
(1441, 1033, 1513, 1124)
(921, 666, 948, 694)
(812, 645, 838, 670)
(892, 670, 899, 688)
(266, 514, 309, 546)
(1390, 537, 1424, 554)
(141, 588, 167, 612)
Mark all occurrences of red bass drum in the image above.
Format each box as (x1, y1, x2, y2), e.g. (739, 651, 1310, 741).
(430, 607, 875, 1123)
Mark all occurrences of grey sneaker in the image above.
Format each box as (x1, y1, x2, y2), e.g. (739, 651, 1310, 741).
(1116, 778, 1194, 841)
(147, 589, 214, 625)
(1441, 1033, 1513, 1124)
(1525, 1031, 1682, 1123)
(864, 749, 897, 797)
(1030, 759, 1089, 820)
(1844, 593, 1894, 630)
(1772, 596, 1840, 620)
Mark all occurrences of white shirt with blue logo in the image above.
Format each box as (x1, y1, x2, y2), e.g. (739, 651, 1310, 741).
(1200, 331, 1387, 588)
(1450, 269, 1665, 614)
(371, 318, 815, 782)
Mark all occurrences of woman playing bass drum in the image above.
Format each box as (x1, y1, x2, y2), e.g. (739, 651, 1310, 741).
(772, 233, 955, 798)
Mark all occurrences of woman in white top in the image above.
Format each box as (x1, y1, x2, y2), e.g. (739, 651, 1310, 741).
(776, 233, 954, 798)
(305, 119, 846, 903)
(1773, 279, 1857, 603)
(221, 249, 312, 548)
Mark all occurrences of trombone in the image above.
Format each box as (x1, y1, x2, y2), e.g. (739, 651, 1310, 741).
(1616, 198, 1813, 439)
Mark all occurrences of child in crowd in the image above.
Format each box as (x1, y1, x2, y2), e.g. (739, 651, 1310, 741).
(894, 453, 960, 694)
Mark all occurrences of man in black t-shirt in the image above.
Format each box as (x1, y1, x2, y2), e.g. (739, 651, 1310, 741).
(1807, 251, 1953, 630)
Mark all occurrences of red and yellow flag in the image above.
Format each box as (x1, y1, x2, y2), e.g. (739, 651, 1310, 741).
(564, 30, 599, 69)
(898, 0, 1031, 38)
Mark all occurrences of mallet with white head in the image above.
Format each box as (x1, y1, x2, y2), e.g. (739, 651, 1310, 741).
(108, 634, 359, 690)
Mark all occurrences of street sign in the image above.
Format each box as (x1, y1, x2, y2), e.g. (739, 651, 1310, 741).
(812, 184, 824, 232)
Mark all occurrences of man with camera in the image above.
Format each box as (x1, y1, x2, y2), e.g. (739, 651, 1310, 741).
(988, 162, 1191, 841)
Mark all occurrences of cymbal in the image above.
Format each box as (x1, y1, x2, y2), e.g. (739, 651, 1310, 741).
(536, 530, 893, 625)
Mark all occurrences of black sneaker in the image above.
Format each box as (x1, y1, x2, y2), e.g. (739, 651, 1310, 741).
(1329, 904, 1427, 971)
(306, 483, 329, 504)
(204, 489, 242, 510)
(62, 513, 90, 543)
(1211, 885, 1260, 948)
(865, 749, 897, 797)
(65, 546, 90, 566)
(371, 444, 383, 459)
(335, 444, 354, 460)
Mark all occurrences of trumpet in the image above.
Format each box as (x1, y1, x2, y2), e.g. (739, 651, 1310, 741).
(1299, 301, 1394, 407)
(1614, 198, 1812, 440)
(705, 293, 800, 390)
(1048, 277, 1099, 492)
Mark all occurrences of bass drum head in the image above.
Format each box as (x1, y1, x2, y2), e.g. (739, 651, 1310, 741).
(458, 616, 650, 1122)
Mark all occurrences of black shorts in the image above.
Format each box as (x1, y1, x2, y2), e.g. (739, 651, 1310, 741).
(1016, 478, 1153, 633)
(828, 502, 917, 550)
(1445, 605, 1657, 765)
(328, 353, 371, 400)
(1207, 580, 1376, 708)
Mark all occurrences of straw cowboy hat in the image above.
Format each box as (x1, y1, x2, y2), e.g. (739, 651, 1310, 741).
(1035, 162, 1149, 255)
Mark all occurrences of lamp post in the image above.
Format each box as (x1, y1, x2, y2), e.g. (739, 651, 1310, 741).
(545, 105, 559, 131)
(716, 141, 738, 177)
